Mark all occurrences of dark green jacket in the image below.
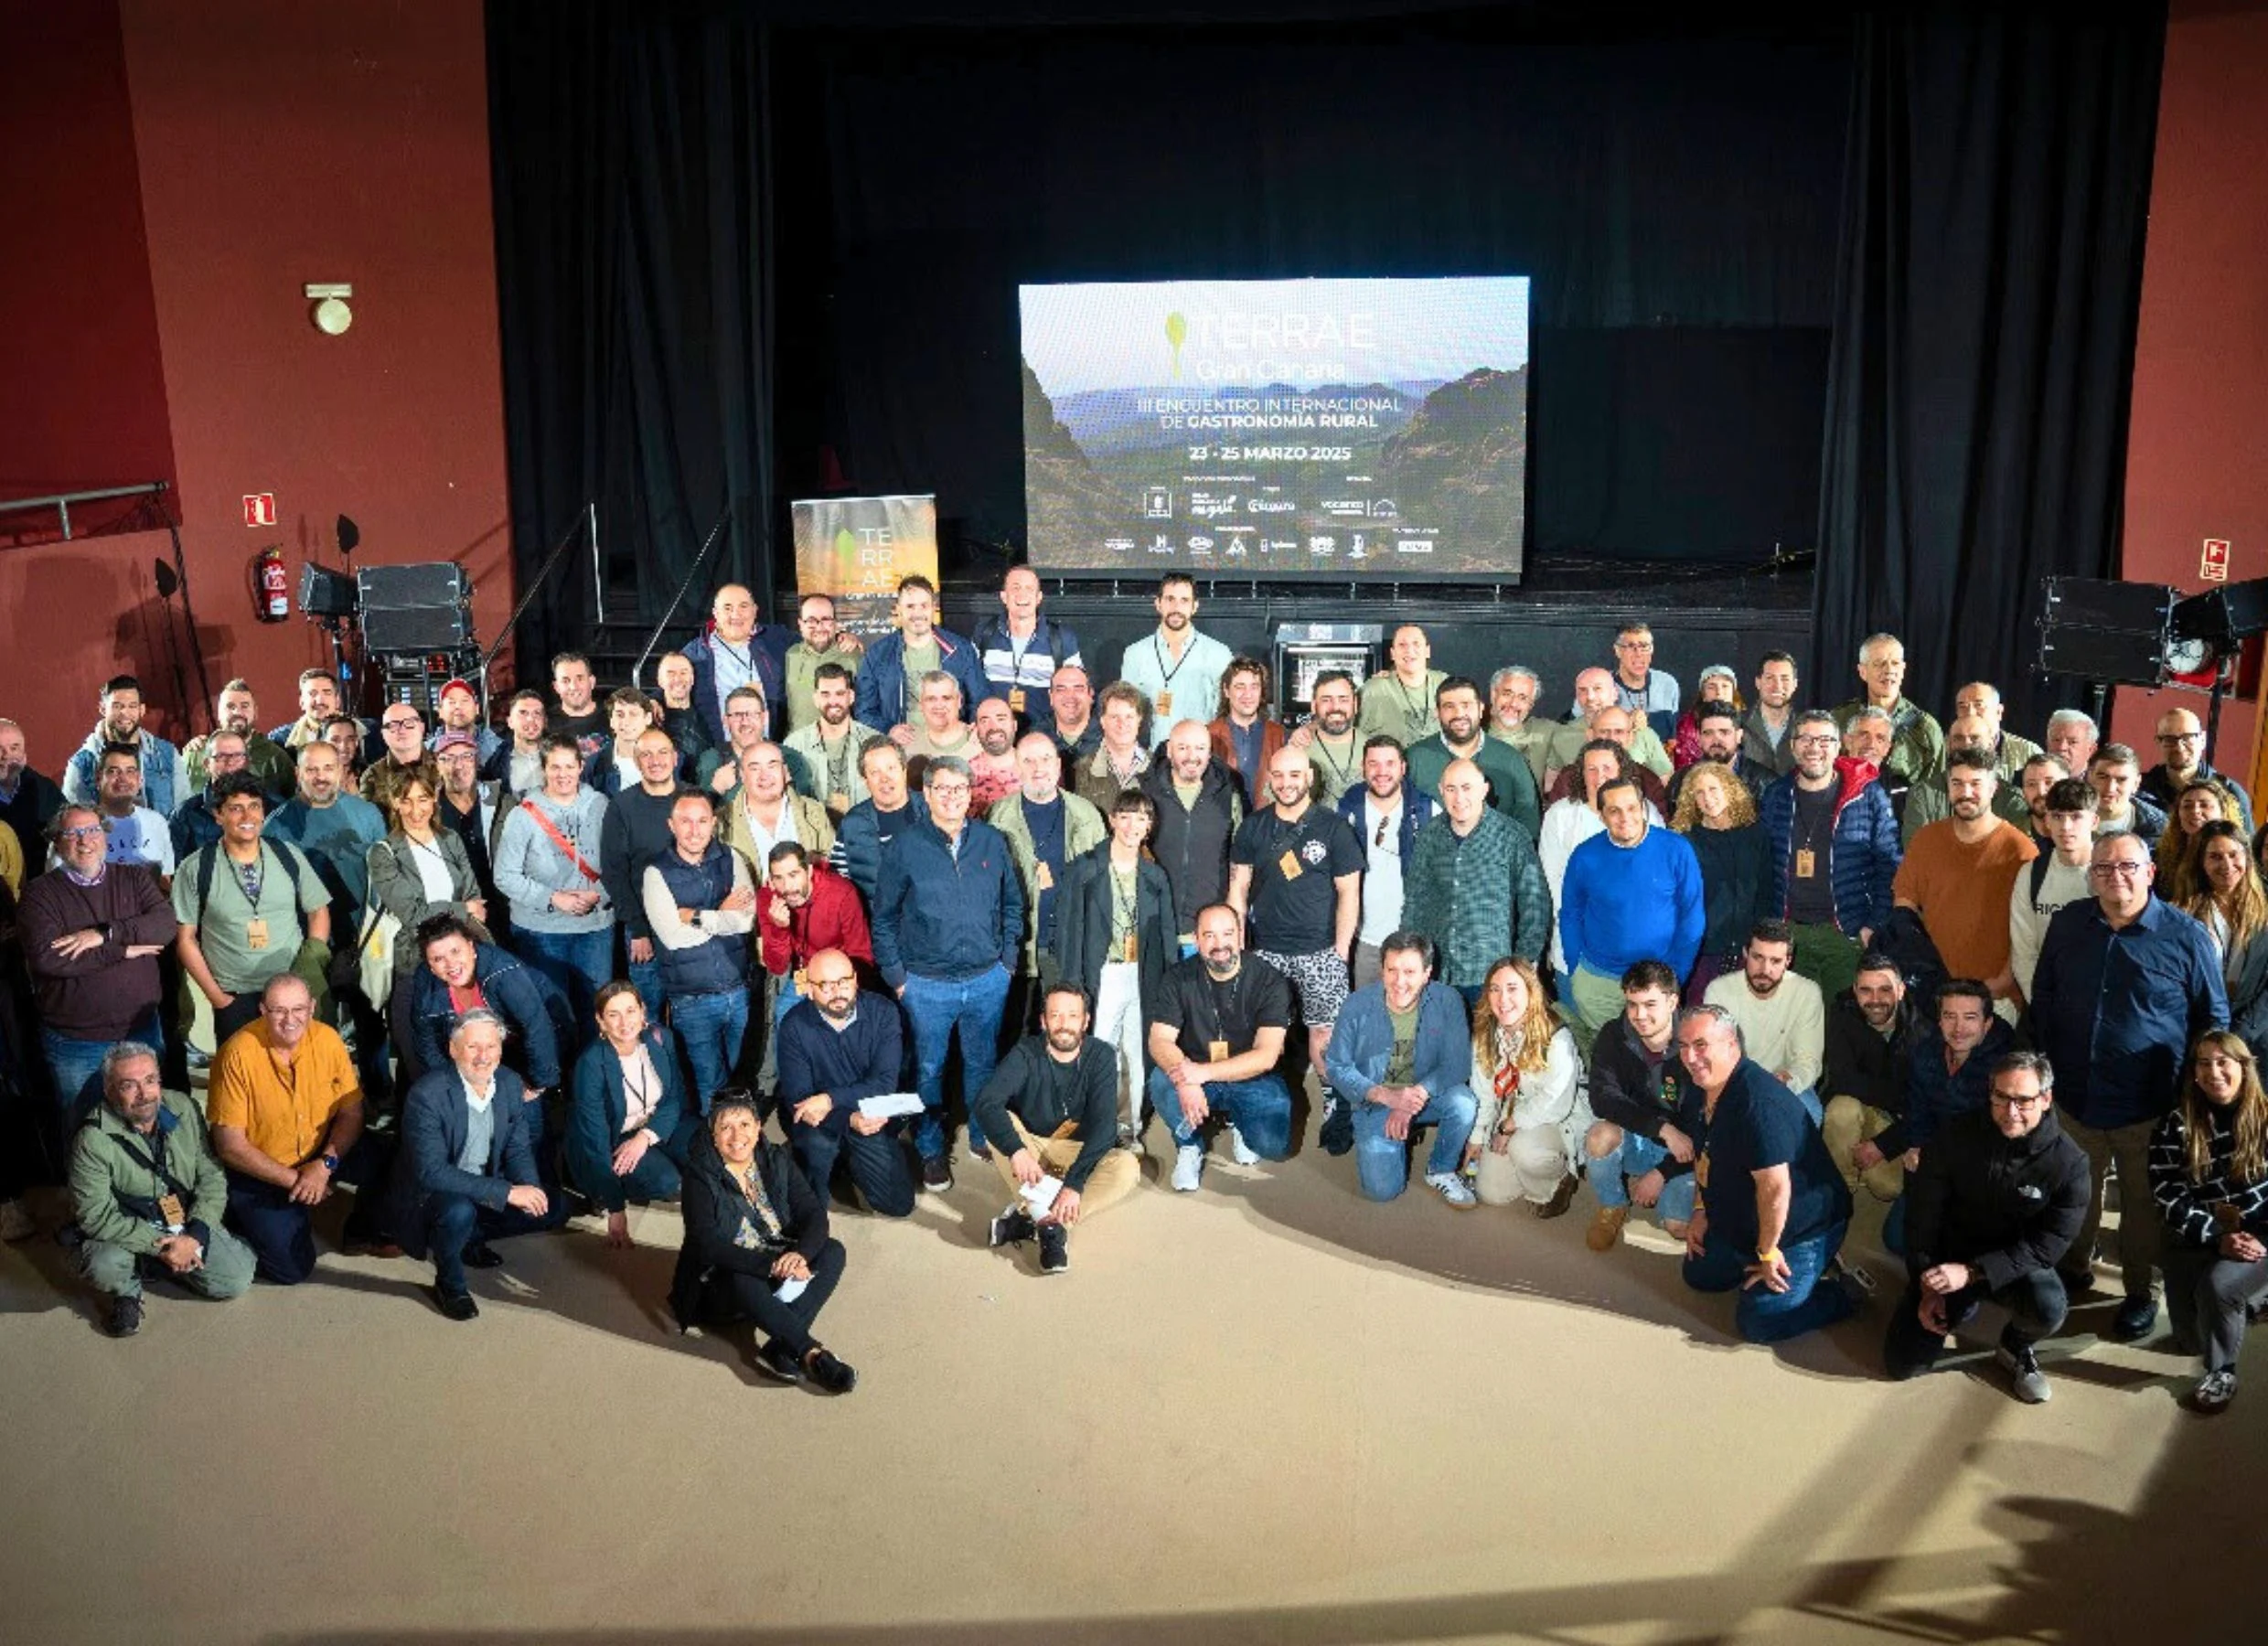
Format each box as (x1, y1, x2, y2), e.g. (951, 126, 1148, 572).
(70, 1093, 229, 1256)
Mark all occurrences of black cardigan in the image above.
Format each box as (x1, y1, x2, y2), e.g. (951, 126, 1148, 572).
(670, 1131, 829, 1323)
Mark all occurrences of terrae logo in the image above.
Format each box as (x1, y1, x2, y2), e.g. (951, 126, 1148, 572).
(1164, 312, 1187, 379)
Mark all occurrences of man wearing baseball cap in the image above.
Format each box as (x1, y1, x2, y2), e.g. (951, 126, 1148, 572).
(430, 679, 505, 774)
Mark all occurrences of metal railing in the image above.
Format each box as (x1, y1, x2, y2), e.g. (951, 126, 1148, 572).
(479, 501, 596, 713)
(630, 503, 733, 688)
(0, 480, 171, 541)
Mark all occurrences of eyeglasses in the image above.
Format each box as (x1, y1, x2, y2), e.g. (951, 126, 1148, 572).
(1989, 1091, 2049, 1110)
(382, 718, 421, 731)
(1374, 815, 1392, 846)
(2157, 732, 2203, 745)
(58, 824, 105, 842)
(808, 975, 857, 991)
(2090, 861, 2148, 879)
(1792, 733, 1839, 747)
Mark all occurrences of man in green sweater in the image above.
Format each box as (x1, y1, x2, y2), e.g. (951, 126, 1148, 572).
(1403, 758, 1552, 1002)
(70, 1042, 254, 1337)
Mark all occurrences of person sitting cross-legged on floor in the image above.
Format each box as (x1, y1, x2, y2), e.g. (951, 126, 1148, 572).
(1323, 929, 1479, 1207)
(1463, 957, 1588, 1216)
(1883, 1050, 2089, 1404)
(977, 983, 1142, 1275)
(566, 981, 697, 1248)
(389, 1010, 568, 1321)
(2150, 1031, 2268, 1416)
(1675, 1002, 1861, 1343)
(70, 1042, 255, 1337)
(669, 1090, 856, 1392)
(1146, 902, 1296, 1192)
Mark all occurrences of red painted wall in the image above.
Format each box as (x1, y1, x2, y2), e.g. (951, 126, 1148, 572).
(2114, 0, 2268, 792)
(0, 0, 511, 762)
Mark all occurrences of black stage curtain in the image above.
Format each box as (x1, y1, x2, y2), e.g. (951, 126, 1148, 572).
(487, 2, 776, 666)
(1811, 4, 2165, 732)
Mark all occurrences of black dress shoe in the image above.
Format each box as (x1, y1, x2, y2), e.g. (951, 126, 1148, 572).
(461, 1242, 505, 1269)
(2109, 1295, 2158, 1342)
(433, 1287, 479, 1322)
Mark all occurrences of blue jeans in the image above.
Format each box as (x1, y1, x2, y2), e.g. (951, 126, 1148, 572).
(1586, 1131, 1698, 1224)
(772, 972, 802, 1031)
(42, 1007, 166, 1122)
(627, 954, 667, 1019)
(1352, 1084, 1478, 1201)
(421, 1188, 569, 1295)
(901, 965, 1011, 1162)
(514, 927, 612, 1025)
(669, 989, 750, 1113)
(1792, 1085, 1824, 1126)
(1145, 1068, 1294, 1159)
(1684, 1217, 1856, 1343)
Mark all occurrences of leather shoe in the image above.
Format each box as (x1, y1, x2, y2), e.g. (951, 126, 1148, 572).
(2109, 1294, 2158, 1342)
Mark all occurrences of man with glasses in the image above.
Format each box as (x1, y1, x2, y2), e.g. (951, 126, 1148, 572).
(171, 730, 255, 860)
(1883, 1051, 2090, 1404)
(782, 593, 865, 734)
(776, 946, 915, 1218)
(2030, 832, 2226, 1341)
(1760, 710, 1899, 1003)
(872, 755, 1022, 1191)
(1603, 620, 1680, 741)
(2141, 706, 2253, 832)
(206, 973, 369, 1283)
(1674, 1003, 1861, 1343)
(21, 804, 177, 1119)
(359, 701, 433, 804)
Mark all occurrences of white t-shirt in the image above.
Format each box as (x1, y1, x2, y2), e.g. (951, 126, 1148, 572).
(1358, 795, 1406, 946)
(102, 807, 175, 876)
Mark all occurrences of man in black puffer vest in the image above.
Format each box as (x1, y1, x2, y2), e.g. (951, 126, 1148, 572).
(642, 793, 755, 1112)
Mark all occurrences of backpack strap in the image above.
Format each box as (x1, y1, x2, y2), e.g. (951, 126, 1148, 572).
(2028, 850, 2052, 905)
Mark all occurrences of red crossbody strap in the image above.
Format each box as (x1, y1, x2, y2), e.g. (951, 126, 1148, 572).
(519, 800, 603, 882)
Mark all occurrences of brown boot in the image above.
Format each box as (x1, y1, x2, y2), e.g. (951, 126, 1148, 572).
(1535, 1174, 1580, 1220)
(1585, 1204, 1629, 1252)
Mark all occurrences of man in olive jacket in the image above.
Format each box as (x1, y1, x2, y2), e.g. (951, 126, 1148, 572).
(70, 1041, 255, 1337)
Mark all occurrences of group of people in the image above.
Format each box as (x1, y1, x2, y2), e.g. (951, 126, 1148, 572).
(4, 571, 2264, 1413)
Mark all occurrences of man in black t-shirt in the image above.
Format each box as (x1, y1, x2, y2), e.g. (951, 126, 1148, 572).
(547, 652, 608, 761)
(1146, 903, 1296, 1192)
(1228, 745, 1363, 1072)
(1675, 1002, 1861, 1343)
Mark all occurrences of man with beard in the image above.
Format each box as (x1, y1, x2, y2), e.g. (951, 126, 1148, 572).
(684, 583, 792, 746)
(856, 574, 988, 739)
(185, 679, 293, 796)
(1334, 735, 1436, 990)
(758, 842, 872, 1033)
(1404, 675, 1540, 839)
(64, 676, 181, 818)
(1760, 710, 1900, 1003)
(498, 689, 551, 795)
(776, 946, 913, 1219)
(2017, 754, 2071, 849)
(1486, 666, 1555, 788)
(968, 696, 1022, 812)
(781, 592, 864, 735)
(91, 743, 175, 881)
(1743, 651, 1801, 777)
(990, 731, 1105, 1027)
(1049, 664, 1102, 768)
(0, 718, 67, 848)
(547, 652, 608, 760)
(1358, 624, 1448, 745)
(1703, 920, 1827, 1121)
(1118, 573, 1234, 749)
(696, 686, 773, 797)
(1666, 705, 1769, 813)
(431, 731, 507, 934)
(1952, 681, 2047, 788)
(1229, 745, 1363, 1075)
(267, 669, 347, 754)
(1898, 716, 2037, 846)
(978, 983, 1139, 1274)
(1140, 719, 1245, 951)
(1148, 903, 1295, 1192)
(1291, 670, 1364, 806)
(1820, 952, 1918, 1208)
(1894, 747, 2038, 1010)
(265, 742, 387, 932)
(429, 678, 505, 771)
(784, 662, 882, 821)
(830, 742, 927, 902)
(1404, 756, 1549, 1001)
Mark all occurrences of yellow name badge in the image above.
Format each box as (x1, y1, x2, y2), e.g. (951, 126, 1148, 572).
(1278, 849, 1302, 880)
(1207, 1039, 1230, 1061)
(1794, 849, 1816, 880)
(1035, 861, 1054, 891)
(1155, 689, 1173, 716)
(1008, 688, 1027, 713)
(244, 917, 271, 951)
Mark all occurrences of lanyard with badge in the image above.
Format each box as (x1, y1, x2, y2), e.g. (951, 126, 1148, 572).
(1150, 635, 1193, 719)
(233, 847, 273, 951)
(118, 1127, 189, 1233)
(1204, 966, 1245, 1063)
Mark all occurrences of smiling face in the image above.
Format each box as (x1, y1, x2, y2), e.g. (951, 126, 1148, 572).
(895, 583, 936, 640)
(813, 674, 853, 727)
(1363, 743, 1406, 802)
(711, 584, 757, 645)
(1050, 667, 1092, 730)
(425, 932, 478, 989)
(740, 745, 788, 803)
(669, 794, 717, 857)
(1572, 669, 1615, 717)
(2203, 834, 2250, 898)
(1439, 760, 1485, 828)
(451, 1018, 505, 1085)
(1491, 673, 1535, 729)
(711, 1104, 759, 1164)
(216, 686, 258, 734)
(1043, 989, 1090, 1055)
(1226, 666, 1265, 722)
(1852, 966, 1902, 1030)
(435, 743, 480, 796)
(394, 778, 437, 836)
(1945, 763, 1994, 822)
(1197, 905, 1242, 976)
(1265, 748, 1312, 810)
(1601, 785, 1646, 845)
(101, 685, 144, 743)
(599, 989, 647, 1050)
(1154, 581, 1196, 633)
(1689, 770, 1729, 824)
(1988, 1065, 2050, 1138)
(97, 751, 142, 811)
(797, 596, 838, 650)
(1312, 678, 1356, 737)
(1389, 625, 1429, 676)
(1100, 697, 1142, 754)
(1437, 686, 1481, 746)
(918, 677, 962, 736)
(437, 687, 480, 731)
(2197, 1040, 2248, 1107)
(633, 730, 678, 789)
(1677, 1013, 1740, 1091)
(1000, 567, 1043, 628)
(1939, 992, 1990, 1057)
(299, 677, 339, 719)
(862, 746, 908, 809)
(1379, 945, 1428, 1013)
(540, 746, 583, 801)
(1795, 720, 1844, 780)
(925, 767, 972, 828)
(1485, 963, 1529, 1029)
(655, 655, 696, 706)
(298, 744, 344, 806)
(217, 791, 266, 850)
(508, 697, 548, 743)
(53, 807, 107, 875)
(552, 659, 595, 714)
(1166, 721, 1211, 784)
(1857, 638, 1907, 703)
(975, 700, 1016, 756)
(1755, 658, 1796, 711)
(261, 977, 315, 1052)
(105, 1052, 164, 1132)
(609, 698, 653, 742)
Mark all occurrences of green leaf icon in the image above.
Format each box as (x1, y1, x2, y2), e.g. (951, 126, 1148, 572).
(832, 526, 859, 585)
(1165, 311, 1187, 379)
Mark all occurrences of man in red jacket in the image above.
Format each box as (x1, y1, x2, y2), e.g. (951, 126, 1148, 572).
(758, 841, 873, 1031)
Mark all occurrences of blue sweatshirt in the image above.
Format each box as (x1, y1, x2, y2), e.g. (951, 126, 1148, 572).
(1558, 824, 1706, 980)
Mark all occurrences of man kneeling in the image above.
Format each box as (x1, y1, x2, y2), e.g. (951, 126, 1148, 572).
(390, 1010, 567, 1320)
(1676, 1004, 1860, 1343)
(978, 983, 1140, 1275)
(1883, 1051, 2087, 1403)
(1324, 931, 1478, 1206)
(70, 1042, 254, 1336)
(1146, 903, 1296, 1193)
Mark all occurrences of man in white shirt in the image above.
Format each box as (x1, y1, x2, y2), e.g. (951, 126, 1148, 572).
(1337, 736, 1431, 991)
(91, 743, 176, 882)
(2008, 776, 2099, 1003)
(1703, 919, 1826, 1121)
(1118, 573, 1234, 748)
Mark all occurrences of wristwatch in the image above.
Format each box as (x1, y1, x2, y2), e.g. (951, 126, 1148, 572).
(320, 1153, 342, 1173)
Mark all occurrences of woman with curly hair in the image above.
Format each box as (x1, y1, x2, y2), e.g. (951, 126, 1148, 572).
(1671, 760, 1771, 999)
(2156, 778, 2242, 903)
(2151, 1031, 2268, 1413)
(1463, 957, 1587, 1215)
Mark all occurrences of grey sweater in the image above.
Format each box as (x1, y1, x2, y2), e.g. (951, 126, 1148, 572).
(493, 789, 614, 934)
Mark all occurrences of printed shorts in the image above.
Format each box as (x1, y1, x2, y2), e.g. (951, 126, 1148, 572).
(1255, 947, 1351, 1030)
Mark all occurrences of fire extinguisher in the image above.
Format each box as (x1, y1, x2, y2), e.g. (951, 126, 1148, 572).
(253, 546, 291, 623)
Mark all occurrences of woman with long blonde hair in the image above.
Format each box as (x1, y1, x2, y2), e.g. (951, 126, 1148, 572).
(1463, 957, 1587, 1215)
(2182, 821, 2268, 992)
(2158, 778, 2241, 903)
(2150, 1031, 2268, 1414)
(1671, 761, 1771, 999)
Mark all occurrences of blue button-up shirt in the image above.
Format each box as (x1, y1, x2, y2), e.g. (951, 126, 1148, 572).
(2029, 893, 2228, 1131)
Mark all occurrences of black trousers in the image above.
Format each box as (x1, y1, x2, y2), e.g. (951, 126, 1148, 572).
(693, 1237, 847, 1360)
(1883, 1267, 2068, 1380)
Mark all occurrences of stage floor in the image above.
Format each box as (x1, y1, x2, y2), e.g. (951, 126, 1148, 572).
(6, 1074, 2239, 1646)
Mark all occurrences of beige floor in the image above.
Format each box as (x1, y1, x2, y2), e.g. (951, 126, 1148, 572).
(5, 1100, 2259, 1646)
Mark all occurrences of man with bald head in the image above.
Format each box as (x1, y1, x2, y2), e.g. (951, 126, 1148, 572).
(1546, 705, 1669, 813)
(1951, 681, 2043, 782)
(1546, 670, 1674, 784)
(1404, 756, 1550, 1001)
(1139, 718, 1246, 951)
(1230, 744, 1363, 1074)
(776, 946, 915, 1218)
(1899, 715, 2038, 846)
(685, 583, 793, 746)
(2141, 705, 2253, 832)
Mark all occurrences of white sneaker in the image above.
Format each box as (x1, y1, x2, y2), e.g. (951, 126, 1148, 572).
(1171, 1143, 1205, 1192)
(1425, 1170, 1478, 1209)
(1228, 1125, 1260, 1166)
(0, 1198, 32, 1243)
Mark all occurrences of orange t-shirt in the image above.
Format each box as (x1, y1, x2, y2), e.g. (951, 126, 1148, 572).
(206, 1020, 360, 1168)
(1892, 819, 2038, 981)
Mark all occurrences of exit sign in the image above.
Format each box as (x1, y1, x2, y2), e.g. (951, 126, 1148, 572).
(2202, 537, 2231, 583)
(243, 493, 277, 528)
